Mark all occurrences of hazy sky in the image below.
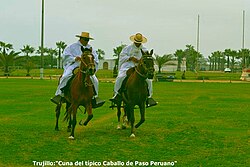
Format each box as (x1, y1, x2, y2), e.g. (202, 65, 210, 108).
(0, 0, 249, 58)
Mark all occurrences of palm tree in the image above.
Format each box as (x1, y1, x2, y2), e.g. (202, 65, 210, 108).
(174, 49, 184, 71)
(224, 49, 232, 68)
(154, 54, 174, 73)
(37, 46, 50, 68)
(210, 51, 223, 71)
(238, 48, 250, 68)
(223, 49, 238, 72)
(21, 45, 35, 57)
(112, 44, 126, 77)
(56, 41, 67, 69)
(208, 55, 213, 71)
(184, 44, 202, 71)
(47, 48, 58, 68)
(230, 50, 237, 72)
(113, 44, 126, 63)
(96, 49, 105, 60)
(0, 41, 13, 55)
(0, 41, 21, 76)
(36, 46, 46, 55)
(21, 45, 35, 76)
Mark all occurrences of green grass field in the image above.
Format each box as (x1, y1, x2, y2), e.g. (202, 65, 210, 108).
(0, 79, 249, 167)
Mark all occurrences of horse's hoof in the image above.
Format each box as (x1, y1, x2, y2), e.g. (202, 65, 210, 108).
(117, 125, 121, 130)
(68, 136, 75, 140)
(130, 133, 135, 138)
(55, 127, 59, 131)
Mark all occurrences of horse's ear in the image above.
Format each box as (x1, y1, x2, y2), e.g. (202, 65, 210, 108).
(81, 46, 85, 52)
(150, 49, 154, 55)
(81, 47, 92, 53)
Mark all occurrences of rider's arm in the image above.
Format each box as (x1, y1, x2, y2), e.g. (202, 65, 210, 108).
(128, 57, 139, 63)
(119, 46, 130, 67)
(62, 46, 76, 68)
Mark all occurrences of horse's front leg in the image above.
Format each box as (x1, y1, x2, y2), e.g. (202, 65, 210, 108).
(126, 104, 135, 137)
(55, 103, 62, 131)
(69, 104, 78, 140)
(67, 115, 72, 132)
(81, 104, 93, 126)
(135, 102, 146, 128)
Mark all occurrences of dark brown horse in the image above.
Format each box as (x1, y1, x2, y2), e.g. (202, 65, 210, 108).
(116, 49, 155, 137)
(55, 47, 95, 140)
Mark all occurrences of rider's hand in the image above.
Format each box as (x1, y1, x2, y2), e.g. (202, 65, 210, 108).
(75, 56, 81, 62)
(129, 56, 138, 63)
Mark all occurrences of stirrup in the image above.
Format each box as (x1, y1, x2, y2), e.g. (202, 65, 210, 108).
(146, 98, 158, 108)
(50, 95, 61, 105)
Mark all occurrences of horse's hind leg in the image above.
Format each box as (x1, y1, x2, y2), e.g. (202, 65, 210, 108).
(135, 104, 145, 128)
(122, 104, 128, 129)
(66, 102, 72, 132)
(55, 103, 62, 131)
(117, 101, 122, 129)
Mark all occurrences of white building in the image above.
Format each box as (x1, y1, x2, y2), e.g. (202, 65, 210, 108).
(155, 59, 186, 72)
(98, 59, 116, 70)
(98, 58, 187, 72)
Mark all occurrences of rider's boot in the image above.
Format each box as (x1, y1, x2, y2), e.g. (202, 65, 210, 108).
(92, 97, 105, 108)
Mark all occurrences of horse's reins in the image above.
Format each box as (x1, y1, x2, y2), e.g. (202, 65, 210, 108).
(135, 66, 147, 79)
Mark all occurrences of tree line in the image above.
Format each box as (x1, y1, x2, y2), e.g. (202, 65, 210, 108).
(112, 44, 250, 74)
(1, 40, 250, 76)
(0, 41, 105, 76)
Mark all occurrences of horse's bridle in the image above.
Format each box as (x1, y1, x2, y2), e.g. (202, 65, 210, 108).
(79, 54, 95, 75)
(135, 66, 148, 79)
(135, 56, 154, 79)
(78, 53, 95, 87)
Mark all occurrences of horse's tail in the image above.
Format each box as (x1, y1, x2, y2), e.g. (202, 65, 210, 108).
(121, 92, 129, 104)
(64, 110, 72, 122)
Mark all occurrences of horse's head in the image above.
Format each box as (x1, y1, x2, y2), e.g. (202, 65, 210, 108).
(80, 47, 95, 75)
(140, 49, 155, 79)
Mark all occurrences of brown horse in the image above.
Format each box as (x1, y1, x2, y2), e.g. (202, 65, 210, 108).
(116, 49, 155, 137)
(55, 47, 96, 140)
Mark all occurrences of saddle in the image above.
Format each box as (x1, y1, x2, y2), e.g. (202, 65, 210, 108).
(119, 67, 149, 96)
(118, 67, 135, 94)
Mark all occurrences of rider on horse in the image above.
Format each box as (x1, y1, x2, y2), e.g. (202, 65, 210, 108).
(110, 33, 157, 107)
(51, 32, 105, 108)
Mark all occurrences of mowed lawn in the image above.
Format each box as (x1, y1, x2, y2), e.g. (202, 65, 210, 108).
(0, 79, 249, 167)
